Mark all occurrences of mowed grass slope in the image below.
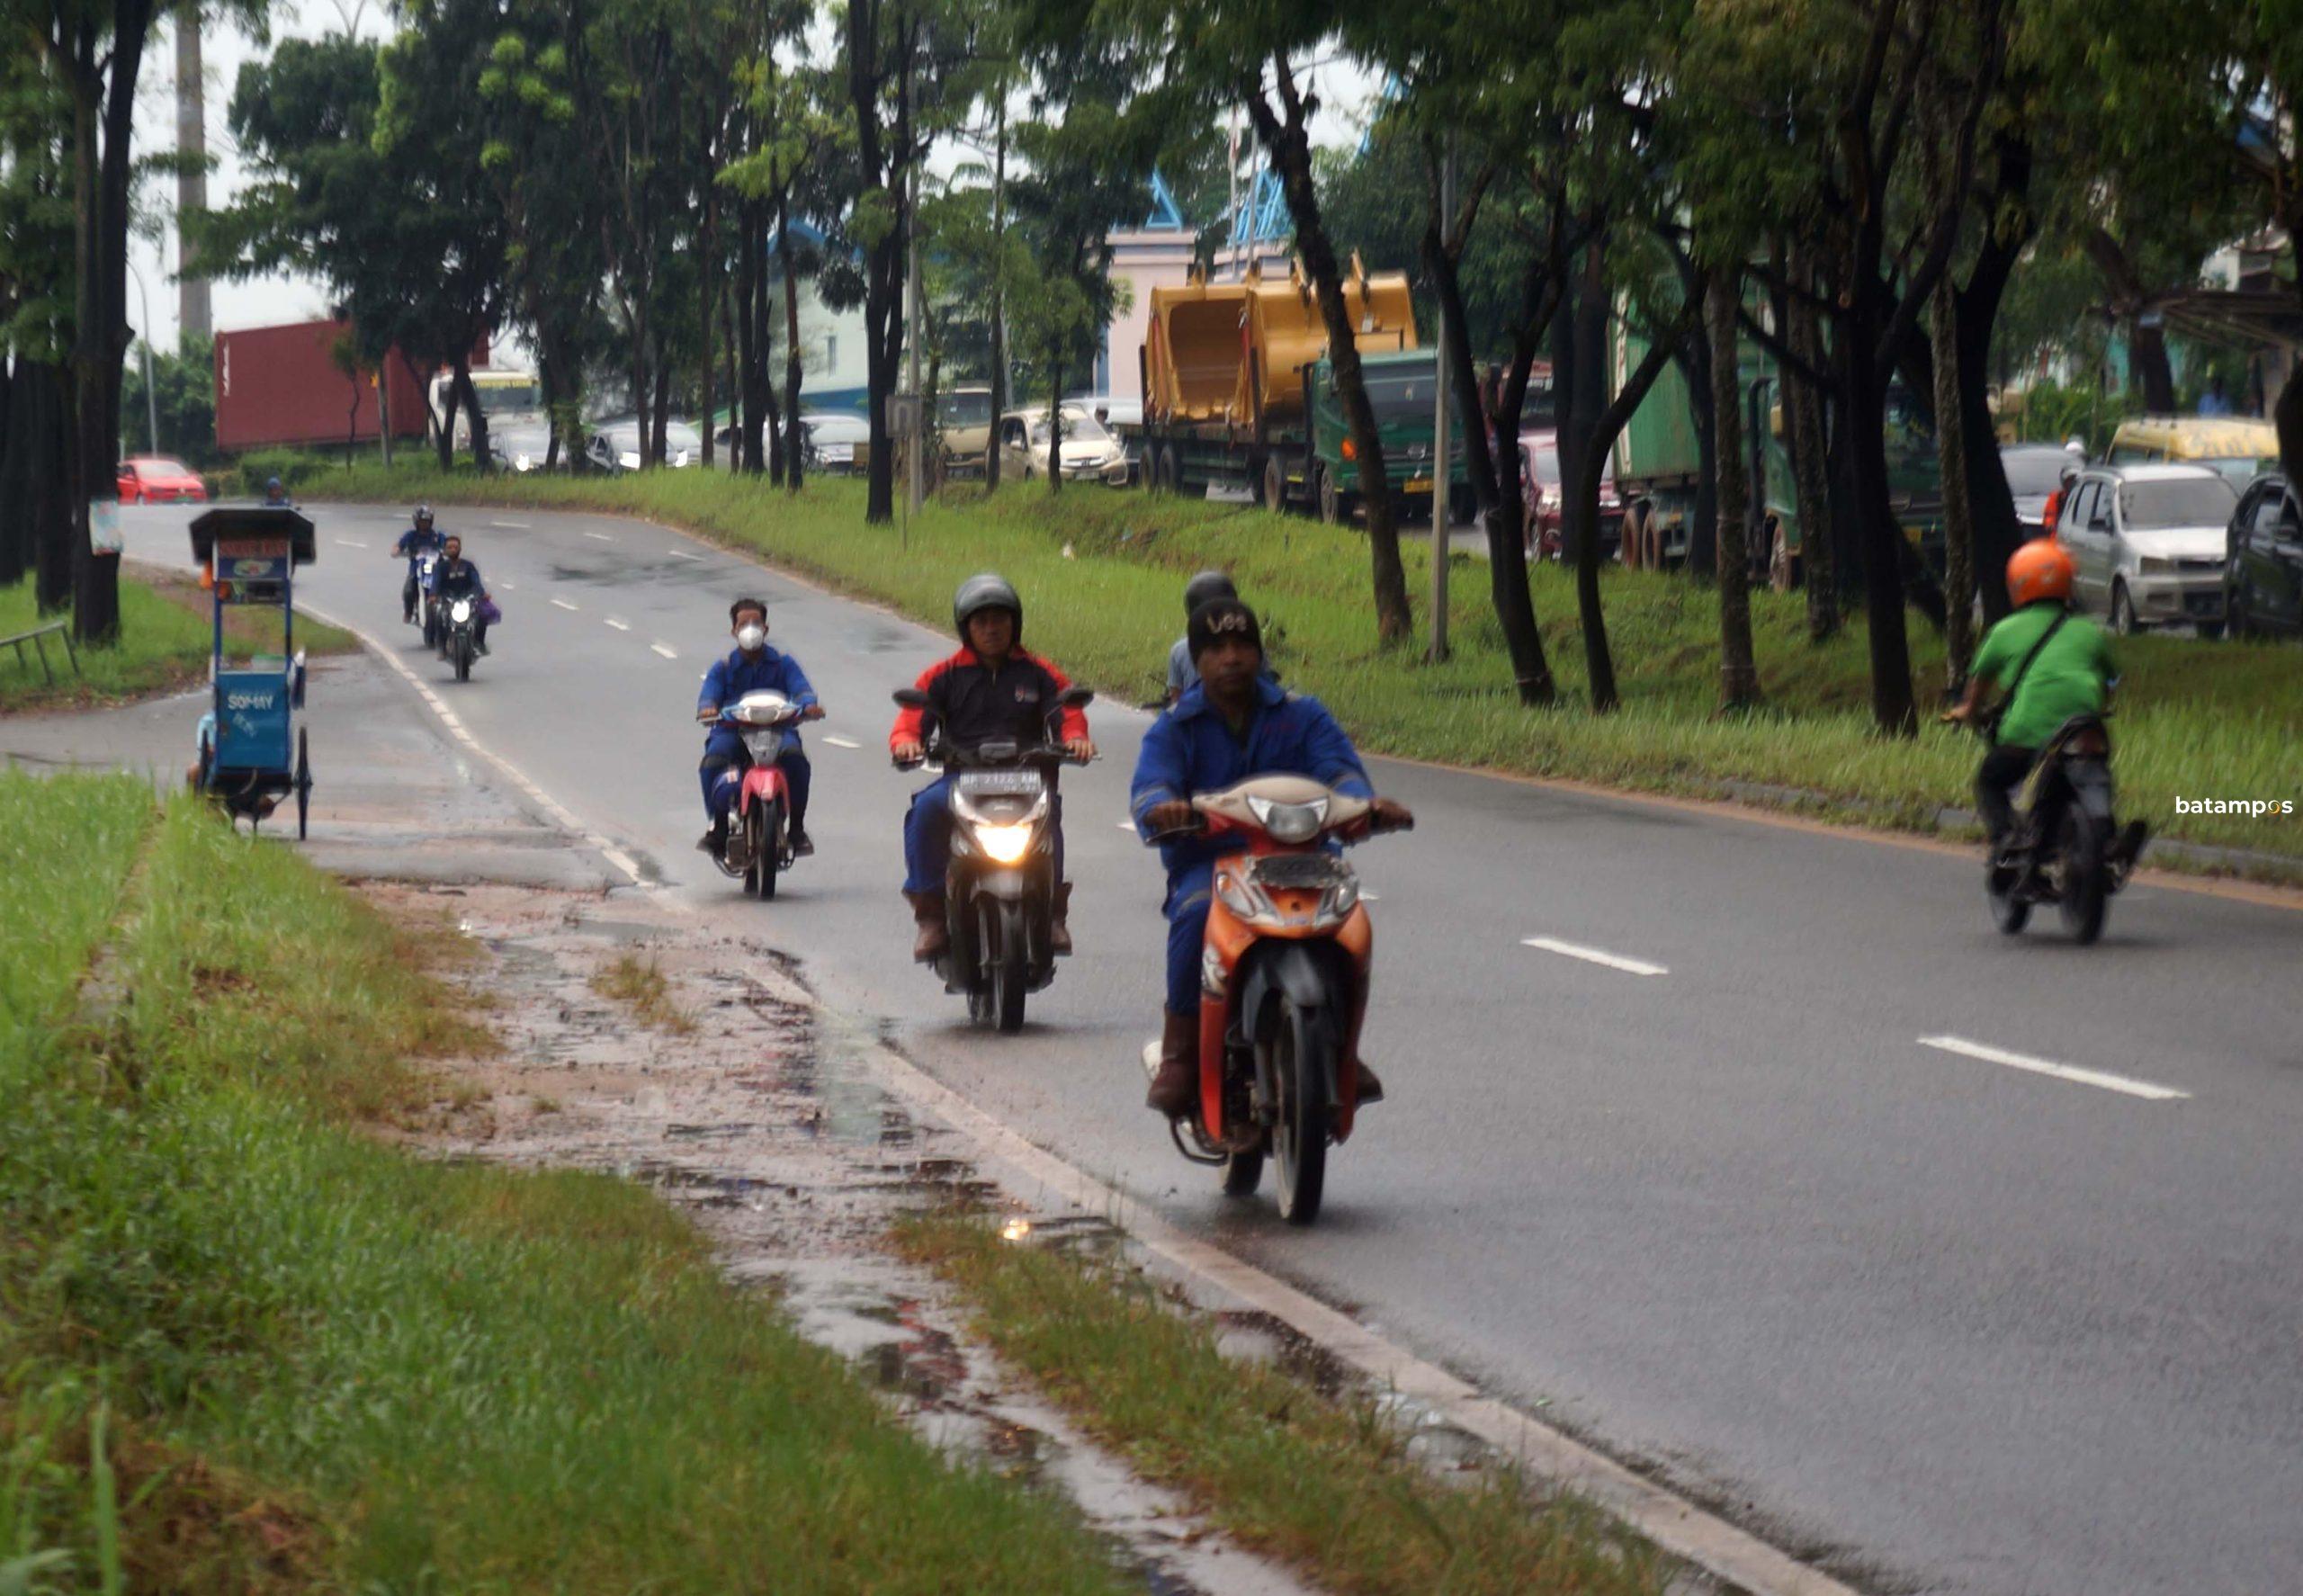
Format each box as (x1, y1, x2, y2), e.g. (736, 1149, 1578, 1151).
(279, 462, 2301, 864)
(0, 571, 356, 713)
(0, 773, 1132, 1594)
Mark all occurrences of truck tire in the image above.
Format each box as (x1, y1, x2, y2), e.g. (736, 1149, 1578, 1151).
(1155, 446, 1181, 496)
(1260, 455, 1287, 513)
(1317, 467, 1353, 526)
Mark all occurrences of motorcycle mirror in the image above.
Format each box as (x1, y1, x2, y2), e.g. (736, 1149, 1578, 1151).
(892, 687, 930, 708)
(1060, 686, 1096, 708)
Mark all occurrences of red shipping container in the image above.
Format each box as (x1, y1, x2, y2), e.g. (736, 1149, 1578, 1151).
(213, 319, 431, 452)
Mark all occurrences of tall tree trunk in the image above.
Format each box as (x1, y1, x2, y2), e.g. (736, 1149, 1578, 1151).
(456, 361, 490, 471)
(1044, 354, 1062, 494)
(1708, 273, 1761, 707)
(1243, 58, 1411, 644)
(650, 356, 670, 465)
(700, 143, 717, 470)
(1680, 338, 1717, 581)
(0, 363, 28, 587)
(2128, 315, 2174, 412)
(1784, 257, 1836, 639)
(32, 365, 76, 613)
(1931, 274, 1974, 699)
(1843, 319, 1917, 735)
(986, 87, 1008, 491)
(779, 197, 804, 492)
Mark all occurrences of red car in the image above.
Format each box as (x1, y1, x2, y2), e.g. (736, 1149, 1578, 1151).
(117, 456, 208, 505)
(1519, 428, 1623, 560)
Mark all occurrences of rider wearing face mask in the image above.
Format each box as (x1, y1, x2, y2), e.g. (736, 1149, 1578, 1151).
(697, 597, 822, 856)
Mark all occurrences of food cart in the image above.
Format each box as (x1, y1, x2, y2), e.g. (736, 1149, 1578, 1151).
(187, 506, 317, 837)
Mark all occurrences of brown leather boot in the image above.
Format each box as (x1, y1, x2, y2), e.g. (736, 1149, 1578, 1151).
(1050, 882, 1074, 955)
(1354, 1060, 1384, 1106)
(906, 892, 948, 962)
(1146, 1009, 1199, 1117)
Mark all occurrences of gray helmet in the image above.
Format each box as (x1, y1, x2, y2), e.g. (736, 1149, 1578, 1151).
(953, 571, 1022, 641)
(1183, 569, 1236, 618)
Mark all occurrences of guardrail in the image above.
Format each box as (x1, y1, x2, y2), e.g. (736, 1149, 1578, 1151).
(1, 621, 80, 686)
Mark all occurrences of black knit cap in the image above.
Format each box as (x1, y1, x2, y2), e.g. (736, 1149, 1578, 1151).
(1187, 596, 1263, 660)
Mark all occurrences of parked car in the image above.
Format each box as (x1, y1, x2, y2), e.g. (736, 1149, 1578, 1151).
(1519, 428, 1623, 560)
(2055, 462, 2237, 635)
(2107, 415, 2279, 492)
(994, 405, 1129, 485)
(117, 456, 208, 505)
(2001, 440, 2085, 536)
(587, 417, 703, 473)
(2226, 470, 2302, 640)
(491, 421, 560, 474)
(1071, 398, 1143, 482)
(801, 412, 867, 474)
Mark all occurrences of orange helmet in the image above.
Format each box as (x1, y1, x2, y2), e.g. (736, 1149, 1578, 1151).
(2007, 539, 2075, 607)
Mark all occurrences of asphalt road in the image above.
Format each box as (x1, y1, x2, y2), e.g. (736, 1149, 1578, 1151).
(122, 500, 2303, 1595)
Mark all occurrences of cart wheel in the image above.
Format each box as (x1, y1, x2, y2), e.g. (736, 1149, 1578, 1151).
(295, 727, 311, 840)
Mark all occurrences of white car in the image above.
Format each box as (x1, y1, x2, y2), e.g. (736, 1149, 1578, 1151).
(587, 417, 702, 473)
(995, 405, 1129, 486)
(2055, 462, 2238, 635)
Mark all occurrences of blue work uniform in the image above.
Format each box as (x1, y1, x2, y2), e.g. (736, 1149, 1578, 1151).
(394, 527, 444, 616)
(1130, 677, 1374, 1017)
(698, 644, 818, 826)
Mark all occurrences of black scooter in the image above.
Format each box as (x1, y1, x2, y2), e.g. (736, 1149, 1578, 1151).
(439, 592, 483, 682)
(892, 686, 1092, 1032)
(1976, 713, 2146, 944)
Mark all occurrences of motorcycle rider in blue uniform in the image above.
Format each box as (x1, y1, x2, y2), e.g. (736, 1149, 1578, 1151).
(1132, 597, 1411, 1117)
(695, 596, 821, 856)
(390, 505, 445, 623)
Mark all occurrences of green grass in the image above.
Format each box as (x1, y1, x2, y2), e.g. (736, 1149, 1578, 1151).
(277, 461, 2303, 870)
(591, 950, 696, 1035)
(897, 1213, 1670, 1596)
(0, 773, 1134, 1595)
(1, 573, 357, 713)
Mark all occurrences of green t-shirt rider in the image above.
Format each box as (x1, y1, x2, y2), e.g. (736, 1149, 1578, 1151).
(1944, 537, 2147, 872)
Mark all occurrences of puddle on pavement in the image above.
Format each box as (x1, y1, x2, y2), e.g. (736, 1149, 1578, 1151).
(394, 880, 1319, 1596)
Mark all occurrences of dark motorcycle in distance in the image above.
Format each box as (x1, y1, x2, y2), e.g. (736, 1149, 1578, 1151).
(416, 551, 444, 648)
(1969, 713, 2146, 944)
(892, 685, 1092, 1033)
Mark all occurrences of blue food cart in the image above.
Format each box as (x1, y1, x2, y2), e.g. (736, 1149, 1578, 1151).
(188, 506, 317, 837)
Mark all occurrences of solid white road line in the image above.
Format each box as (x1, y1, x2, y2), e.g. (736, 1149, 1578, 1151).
(551, 597, 579, 612)
(333, 536, 368, 548)
(823, 735, 862, 749)
(1522, 937, 1669, 977)
(605, 618, 632, 632)
(1917, 1036, 2191, 1102)
(489, 519, 530, 528)
(665, 548, 704, 561)
(585, 530, 614, 542)
(650, 642, 678, 659)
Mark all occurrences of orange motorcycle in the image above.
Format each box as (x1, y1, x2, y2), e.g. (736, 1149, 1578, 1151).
(1143, 775, 1404, 1224)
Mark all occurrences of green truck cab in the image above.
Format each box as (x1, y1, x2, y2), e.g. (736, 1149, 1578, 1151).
(1303, 350, 1473, 525)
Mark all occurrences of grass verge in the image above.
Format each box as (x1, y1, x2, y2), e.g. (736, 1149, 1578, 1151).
(1, 772, 1134, 1594)
(895, 1211, 1669, 1596)
(591, 950, 696, 1035)
(277, 462, 2303, 873)
(1, 570, 357, 714)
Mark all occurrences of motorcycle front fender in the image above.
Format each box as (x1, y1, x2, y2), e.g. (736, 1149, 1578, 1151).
(1237, 940, 1349, 1111)
(976, 869, 1028, 901)
(2066, 759, 2116, 822)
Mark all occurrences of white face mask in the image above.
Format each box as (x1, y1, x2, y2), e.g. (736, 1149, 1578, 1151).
(735, 623, 766, 652)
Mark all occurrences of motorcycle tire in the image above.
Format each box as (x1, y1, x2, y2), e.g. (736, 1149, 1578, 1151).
(2057, 809, 2109, 946)
(454, 636, 471, 682)
(1268, 997, 1333, 1225)
(1988, 865, 2030, 935)
(745, 802, 779, 900)
(994, 899, 1027, 1034)
(294, 727, 310, 841)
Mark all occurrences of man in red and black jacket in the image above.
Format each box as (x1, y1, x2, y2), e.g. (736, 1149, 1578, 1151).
(891, 572, 1096, 960)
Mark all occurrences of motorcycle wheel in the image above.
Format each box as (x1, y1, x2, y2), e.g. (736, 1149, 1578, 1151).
(744, 801, 779, 900)
(2057, 809, 2109, 945)
(1988, 860, 2030, 935)
(994, 899, 1027, 1034)
(1268, 998, 1333, 1225)
(454, 635, 471, 681)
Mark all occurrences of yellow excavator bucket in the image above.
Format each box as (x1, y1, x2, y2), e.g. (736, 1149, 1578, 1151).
(1144, 260, 1418, 427)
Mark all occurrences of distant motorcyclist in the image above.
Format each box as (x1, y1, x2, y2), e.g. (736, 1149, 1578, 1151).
(390, 505, 446, 623)
(891, 572, 1094, 961)
(262, 475, 293, 507)
(428, 534, 491, 655)
(695, 596, 821, 856)
(1944, 541, 2141, 871)
(1133, 597, 1410, 1118)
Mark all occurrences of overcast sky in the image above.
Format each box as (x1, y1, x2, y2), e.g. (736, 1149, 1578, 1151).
(128, 1, 1382, 357)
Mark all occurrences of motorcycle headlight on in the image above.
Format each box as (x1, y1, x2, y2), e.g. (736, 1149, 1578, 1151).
(450, 598, 474, 623)
(972, 822, 1035, 865)
(952, 773, 1049, 865)
(1247, 794, 1328, 844)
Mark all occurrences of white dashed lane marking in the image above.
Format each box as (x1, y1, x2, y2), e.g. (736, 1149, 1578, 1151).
(551, 597, 579, 612)
(1522, 937, 1669, 977)
(666, 549, 704, 561)
(605, 618, 632, 632)
(823, 736, 862, 749)
(489, 519, 530, 529)
(334, 537, 368, 548)
(1917, 1036, 2191, 1102)
(585, 531, 614, 542)
(650, 642, 679, 659)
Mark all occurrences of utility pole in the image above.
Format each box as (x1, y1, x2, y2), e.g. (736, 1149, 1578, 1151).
(175, 8, 211, 343)
(1427, 139, 1454, 664)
